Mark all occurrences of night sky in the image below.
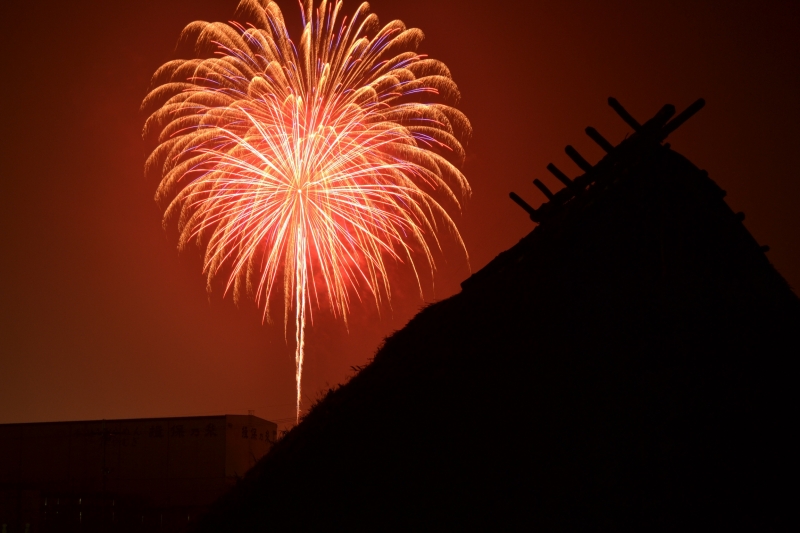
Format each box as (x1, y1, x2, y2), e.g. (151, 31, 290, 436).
(1, 0, 798, 428)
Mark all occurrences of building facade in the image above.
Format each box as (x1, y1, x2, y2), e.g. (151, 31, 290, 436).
(0, 415, 276, 532)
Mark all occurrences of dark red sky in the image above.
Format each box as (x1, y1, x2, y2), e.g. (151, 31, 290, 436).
(1, 0, 798, 427)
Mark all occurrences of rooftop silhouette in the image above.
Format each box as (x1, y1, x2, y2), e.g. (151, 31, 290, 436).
(194, 98, 798, 531)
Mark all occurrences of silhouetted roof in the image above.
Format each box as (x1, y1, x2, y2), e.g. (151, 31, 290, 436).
(195, 99, 798, 531)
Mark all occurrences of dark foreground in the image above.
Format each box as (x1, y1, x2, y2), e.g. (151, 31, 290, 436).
(197, 105, 798, 531)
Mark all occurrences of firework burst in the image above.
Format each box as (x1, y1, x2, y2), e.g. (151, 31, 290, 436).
(142, 0, 471, 420)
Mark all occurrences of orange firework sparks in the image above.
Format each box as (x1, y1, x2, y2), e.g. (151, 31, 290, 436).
(142, 0, 471, 420)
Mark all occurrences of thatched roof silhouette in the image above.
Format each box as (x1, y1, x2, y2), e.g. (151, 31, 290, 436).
(195, 99, 798, 531)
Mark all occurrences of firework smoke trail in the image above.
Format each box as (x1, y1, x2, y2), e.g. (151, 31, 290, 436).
(142, 0, 471, 421)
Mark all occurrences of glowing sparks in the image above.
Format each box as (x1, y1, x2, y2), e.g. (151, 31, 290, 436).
(142, 0, 471, 421)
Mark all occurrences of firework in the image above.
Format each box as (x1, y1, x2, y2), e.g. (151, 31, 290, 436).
(142, 0, 471, 420)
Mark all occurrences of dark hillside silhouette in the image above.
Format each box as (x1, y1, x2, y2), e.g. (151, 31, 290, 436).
(195, 99, 798, 531)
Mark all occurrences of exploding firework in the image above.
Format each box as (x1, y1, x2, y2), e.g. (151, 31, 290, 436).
(142, 0, 471, 420)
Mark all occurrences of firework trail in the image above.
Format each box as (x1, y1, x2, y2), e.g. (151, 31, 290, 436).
(142, 0, 471, 421)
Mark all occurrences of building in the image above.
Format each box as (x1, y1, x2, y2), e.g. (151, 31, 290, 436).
(0, 415, 277, 532)
(190, 99, 797, 530)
